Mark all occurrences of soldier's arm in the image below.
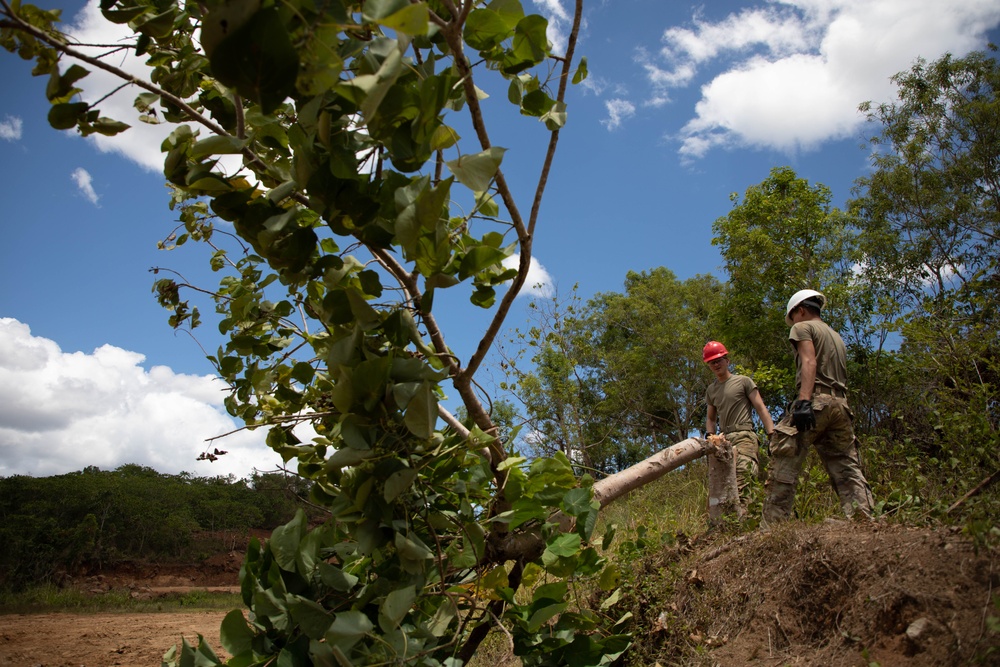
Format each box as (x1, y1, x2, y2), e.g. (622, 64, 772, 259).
(749, 388, 775, 436)
(796, 339, 818, 401)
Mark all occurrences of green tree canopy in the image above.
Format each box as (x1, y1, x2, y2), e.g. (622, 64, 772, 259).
(711, 166, 859, 403)
(1, 1, 641, 664)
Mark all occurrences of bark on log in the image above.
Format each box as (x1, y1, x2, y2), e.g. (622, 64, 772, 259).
(591, 437, 712, 508)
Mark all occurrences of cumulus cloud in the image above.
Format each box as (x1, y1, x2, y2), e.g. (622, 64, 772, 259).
(503, 254, 555, 299)
(0, 116, 23, 141)
(59, 1, 240, 176)
(637, 0, 1000, 159)
(0, 318, 280, 479)
(71, 167, 99, 205)
(55, 1, 171, 170)
(601, 98, 636, 130)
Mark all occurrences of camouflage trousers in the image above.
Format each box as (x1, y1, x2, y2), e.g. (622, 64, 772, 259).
(726, 430, 760, 503)
(763, 394, 874, 524)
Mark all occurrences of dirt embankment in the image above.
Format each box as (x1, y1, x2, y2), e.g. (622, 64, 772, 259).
(638, 520, 1000, 666)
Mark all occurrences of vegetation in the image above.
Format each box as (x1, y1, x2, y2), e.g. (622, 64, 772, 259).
(1, 0, 999, 662)
(0, 582, 243, 614)
(0, 466, 314, 592)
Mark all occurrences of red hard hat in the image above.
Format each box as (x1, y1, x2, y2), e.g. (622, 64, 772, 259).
(703, 341, 728, 363)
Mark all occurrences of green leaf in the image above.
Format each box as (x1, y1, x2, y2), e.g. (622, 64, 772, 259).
(318, 561, 359, 592)
(541, 100, 567, 131)
(395, 531, 435, 562)
(47, 102, 88, 130)
(544, 532, 581, 558)
(289, 596, 335, 640)
(502, 14, 549, 74)
(219, 609, 253, 657)
(489, 0, 526, 29)
(403, 382, 438, 439)
(269, 510, 307, 571)
(134, 9, 177, 39)
(190, 135, 248, 160)
(446, 147, 506, 193)
(560, 487, 591, 517)
(459, 245, 507, 280)
(476, 192, 499, 218)
(374, 3, 428, 35)
(520, 89, 554, 117)
(379, 585, 416, 632)
(46, 63, 87, 102)
(598, 565, 621, 593)
(430, 125, 460, 151)
(470, 285, 496, 308)
(207, 8, 298, 114)
(324, 446, 375, 471)
(572, 56, 589, 84)
(527, 602, 568, 633)
(325, 610, 374, 649)
(89, 117, 130, 136)
(290, 361, 314, 385)
(464, 8, 510, 51)
(384, 467, 417, 502)
(200, 0, 261, 57)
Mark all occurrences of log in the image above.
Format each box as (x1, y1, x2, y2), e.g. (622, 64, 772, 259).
(591, 437, 712, 508)
(706, 436, 744, 523)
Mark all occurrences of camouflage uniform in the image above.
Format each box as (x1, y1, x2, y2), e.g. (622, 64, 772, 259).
(763, 320, 874, 523)
(706, 374, 762, 502)
(725, 429, 760, 499)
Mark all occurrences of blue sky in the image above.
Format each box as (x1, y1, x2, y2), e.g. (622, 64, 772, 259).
(2, 0, 999, 479)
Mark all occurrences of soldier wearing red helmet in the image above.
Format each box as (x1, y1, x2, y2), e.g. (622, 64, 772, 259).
(703, 341, 775, 506)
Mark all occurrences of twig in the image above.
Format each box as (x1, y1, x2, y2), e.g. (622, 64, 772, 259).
(773, 612, 791, 647)
(702, 534, 753, 562)
(946, 468, 1000, 514)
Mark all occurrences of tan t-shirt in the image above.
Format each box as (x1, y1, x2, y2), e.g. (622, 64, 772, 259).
(706, 374, 758, 433)
(789, 319, 849, 395)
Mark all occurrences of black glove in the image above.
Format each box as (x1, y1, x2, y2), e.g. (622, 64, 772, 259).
(791, 399, 816, 432)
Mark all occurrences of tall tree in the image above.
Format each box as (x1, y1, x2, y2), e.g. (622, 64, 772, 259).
(712, 166, 859, 403)
(850, 49, 1000, 466)
(0, 0, 664, 663)
(505, 271, 722, 476)
(587, 269, 720, 451)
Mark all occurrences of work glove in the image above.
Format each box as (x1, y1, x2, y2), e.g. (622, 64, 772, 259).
(791, 399, 816, 432)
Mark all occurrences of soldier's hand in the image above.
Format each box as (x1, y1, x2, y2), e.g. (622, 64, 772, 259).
(791, 399, 816, 432)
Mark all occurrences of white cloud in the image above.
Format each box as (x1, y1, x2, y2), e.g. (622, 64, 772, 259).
(59, 1, 171, 171)
(71, 167, 100, 205)
(601, 98, 636, 130)
(0, 318, 280, 479)
(639, 0, 1000, 159)
(0, 116, 23, 141)
(503, 254, 555, 299)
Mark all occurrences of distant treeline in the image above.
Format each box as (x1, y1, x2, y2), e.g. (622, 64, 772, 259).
(0, 464, 320, 592)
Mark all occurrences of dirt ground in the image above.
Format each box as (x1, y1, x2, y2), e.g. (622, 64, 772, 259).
(1, 523, 998, 666)
(641, 519, 1000, 666)
(0, 550, 244, 667)
(0, 610, 232, 667)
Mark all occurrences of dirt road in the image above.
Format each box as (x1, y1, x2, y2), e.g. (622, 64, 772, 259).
(0, 610, 232, 667)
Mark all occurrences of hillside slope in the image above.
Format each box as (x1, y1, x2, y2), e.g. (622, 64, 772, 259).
(622, 520, 999, 666)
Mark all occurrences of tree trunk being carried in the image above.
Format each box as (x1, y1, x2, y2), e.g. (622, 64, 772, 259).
(706, 435, 744, 523)
(591, 437, 712, 508)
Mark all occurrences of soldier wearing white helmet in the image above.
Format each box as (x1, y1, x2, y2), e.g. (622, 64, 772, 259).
(763, 289, 875, 524)
(703, 341, 775, 507)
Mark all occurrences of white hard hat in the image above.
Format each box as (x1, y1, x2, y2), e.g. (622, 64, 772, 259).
(785, 289, 826, 325)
